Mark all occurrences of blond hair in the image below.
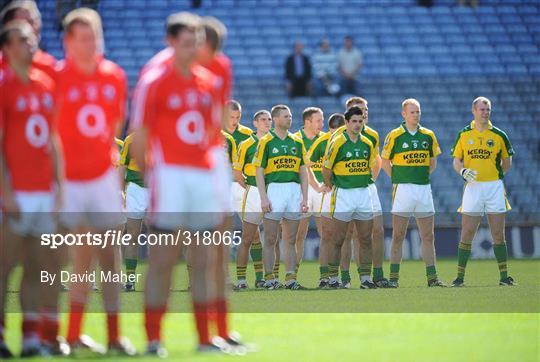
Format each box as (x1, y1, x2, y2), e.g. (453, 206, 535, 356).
(345, 96, 367, 109)
(472, 96, 491, 109)
(402, 98, 421, 111)
(63, 8, 104, 54)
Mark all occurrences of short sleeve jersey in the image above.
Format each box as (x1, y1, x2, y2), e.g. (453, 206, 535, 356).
(226, 124, 253, 147)
(221, 130, 237, 164)
(130, 63, 221, 169)
(253, 130, 307, 184)
(0, 67, 55, 191)
(451, 120, 514, 182)
(202, 53, 233, 106)
(381, 122, 441, 185)
(233, 134, 259, 187)
(326, 124, 379, 155)
(306, 131, 330, 183)
(324, 131, 375, 189)
(119, 133, 145, 187)
(55, 58, 127, 181)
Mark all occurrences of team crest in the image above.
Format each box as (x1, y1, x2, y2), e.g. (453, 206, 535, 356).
(487, 139, 494, 148)
(291, 146, 297, 155)
(467, 139, 474, 145)
(402, 142, 409, 149)
(346, 151, 352, 158)
(272, 147, 279, 154)
(102, 84, 116, 100)
(422, 141, 429, 149)
(363, 150, 369, 158)
(16, 96, 26, 111)
(168, 94, 181, 109)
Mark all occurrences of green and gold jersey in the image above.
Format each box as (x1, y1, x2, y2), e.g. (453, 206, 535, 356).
(119, 134, 145, 187)
(226, 124, 253, 147)
(381, 122, 441, 185)
(233, 134, 259, 187)
(326, 125, 379, 156)
(451, 120, 514, 182)
(253, 130, 307, 184)
(306, 132, 330, 183)
(294, 128, 323, 154)
(324, 131, 375, 189)
(222, 130, 237, 164)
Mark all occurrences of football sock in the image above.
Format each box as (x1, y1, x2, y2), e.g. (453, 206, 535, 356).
(273, 262, 280, 279)
(236, 265, 247, 281)
(66, 301, 85, 343)
(319, 266, 329, 279)
(389, 263, 400, 282)
(264, 272, 274, 281)
(493, 243, 508, 280)
(285, 272, 297, 283)
(357, 264, 371, 282)
(373, 267, 384, 281)
(125, 258, 138, 278)
(457, 241, 472, 280)
(250, 240, 264, 281)
(341, 269, 351, 283)
(426, 265, 438, 283)
(213, 299, 229, 339)
(144, 306, 166, 343)
(192, 302, 210, 345)
(328, 263, 339, 279)
(107, 313, 119, 344)
(40, 309, 59, 344)
(22, 313, 40, 345)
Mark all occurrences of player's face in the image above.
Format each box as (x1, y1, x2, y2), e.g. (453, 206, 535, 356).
(346, 114, 363, 135)
(402, 104, 421, 126)
(168, 29, 198, 66)
(473, 102, 491, 124)
(254, 114, 272, 133)
(65, 23, 97, 61)
(275, 109, 292, 130)
(306, 111, 324, 133)
(4, 29, 36, 66)
(225, 109, 241, 129)
(11, 8, 39, 36)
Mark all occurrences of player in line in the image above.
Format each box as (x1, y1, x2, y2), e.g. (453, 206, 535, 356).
(381, 98, 446, 287)
(323, 106, 377, 289)
(294, 107, 325, 276)
(451, 97, 515, 287)
(254, 105, 310, 290)
(233, 110, 273, 290)
(0, 20, 66, 358)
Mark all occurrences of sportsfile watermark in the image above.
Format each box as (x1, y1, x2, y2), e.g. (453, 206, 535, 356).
(40, 229, 242, 249)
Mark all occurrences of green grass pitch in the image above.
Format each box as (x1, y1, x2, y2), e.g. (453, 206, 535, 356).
(4, 259, 539, 361)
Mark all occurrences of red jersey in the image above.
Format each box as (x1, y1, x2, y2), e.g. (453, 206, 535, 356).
(1, 49, 56, 79)
(200, 53, 232, 105)
(131, 63, 221, 169)
(0, 66, 56, 191)
(55, 58, 127, 181)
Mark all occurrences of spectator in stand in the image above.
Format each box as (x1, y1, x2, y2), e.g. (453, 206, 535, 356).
(285, 41, 312, 98)
(312, 38, 340, 97)
(337, 35, 363, 95)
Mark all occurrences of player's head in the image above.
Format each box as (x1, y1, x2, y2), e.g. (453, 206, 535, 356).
(271, 104, 292, 131)
(197, 16, 226, 62)
(302, 107, 323, 133)
(253, 110, 272, 134)
(0, 0, 42, 39)
(166, 12, 203, 67)
(63, 8, 104, 60)
(0, 20, 36, 66)
(401, 98, 421, 126)
(345, 96, 368, 124)
(294, 41, 303, 54)
(344, 106, 364, 135)
(472, 96, 491, 124)
(328, 113, 345, 133)
(224, 100, 242, 129)
(344, 35, 353, 50)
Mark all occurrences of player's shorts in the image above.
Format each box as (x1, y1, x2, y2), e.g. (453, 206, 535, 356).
(459, 179, 511, 216)
(241, 185, 263, 225)
(265, 182, 303, 221)
(231, 182, 245, 215)
(319, 191, 332, 219)
(301, 184, 325, 218)
(9, 191, 56, 237)
(368, 183, 383, 216)
(125, 182, 149, 220)
(210, 146, 233, 214)
(391, 183, 434, 218)
(330, 187, 373, 222)
(149, 163, 225, 231)
(60, 167, 126, 230)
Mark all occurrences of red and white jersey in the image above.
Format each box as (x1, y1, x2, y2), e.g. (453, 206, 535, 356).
(200, 52, 232, 106)
(0, 66, 56, 191)
(55, 58, 127, 181)
(1, 49, 57, 79)
(139, 47, 173, 77)
(130, 63, 221, 169)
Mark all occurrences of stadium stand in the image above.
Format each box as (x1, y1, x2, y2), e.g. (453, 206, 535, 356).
(36, 0, 539, 223)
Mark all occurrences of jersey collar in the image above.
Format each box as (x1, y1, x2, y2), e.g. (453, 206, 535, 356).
(470, 120, 493, 130)
(400, 121, 420, 134)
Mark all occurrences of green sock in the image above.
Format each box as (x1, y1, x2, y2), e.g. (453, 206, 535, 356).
(373, 267, 384, 281)
(273, 262, 280, 279)
(389, 263, 400, 282)
(250, 240, 264, 281)
(236, 265, 247, 281)
(264, 272, 274, 281)
(357, 263, 371, 279)
(319, 266, 329, 279)
(285, 272, 297, 282)
(124, 258, 137, 276)
(426, 265, 437, 282)
(341, 269, 351, 283)
(457, 241, 472, 280)
(493, 243, 508, 280)
(328, 263, 339, 278)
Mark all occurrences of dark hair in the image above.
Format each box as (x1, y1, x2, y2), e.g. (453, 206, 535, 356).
(345, 96, 367, 109)
(1, 7, 18, 25)
(253, 110, 270, 122)
(328, 113, 345, 129)
(202, 16, 226, 51)
(344, 106, 363, 121)
(166, 12, 200, 37)
(0, 20, 31, 48)
(271, 104, 290, 119)
(302, 107, 322, 123)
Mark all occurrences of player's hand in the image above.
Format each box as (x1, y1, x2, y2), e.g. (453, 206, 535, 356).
(460, 168, 478, 182)
(261, 196, 272, 213)
(321, 185, 332, 194)
(301, 199, 309, 213)
(3, 193, 20, 220)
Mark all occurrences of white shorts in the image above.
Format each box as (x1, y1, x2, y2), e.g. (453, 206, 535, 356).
(149, 163, 225, 230)
(210, 146, 233, 214)
(319, 191, 333, 218)
(125, 182, 149, 220)
(265, 182, 303, 221)
(302, 184, 325, 218)
(241, 185, 263, 225)
(331, 187, 373, 222)
(368, 183, 383, 216)
(231, 182, 245, 215)
(61, 167, 126, 230)
(391, 183, 434, 218)
(9, 191, 56, 237)
(459, 180, 511, 216)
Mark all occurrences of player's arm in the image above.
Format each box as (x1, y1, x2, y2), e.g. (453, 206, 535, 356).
(233, 170, 246, 188)
(381, 158, 392, 178)
(380, 133, 394, 178)
(0, 128, 19, 216)
(429, 157, 437, 174)
(501, 156, 512, 173)
(451, 134, 477, 182)
(49, 131, 65, 211)
(131, 128, 147, 174)
(453, 157, 464, 175)
(254, 140, 271, 212)
(299, 165, 309, 212)
(371, 154, 382, 180)
(322, 166, 333, 189)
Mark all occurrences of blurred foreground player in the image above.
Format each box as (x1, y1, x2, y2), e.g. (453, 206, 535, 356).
(55, 8, 134, 355)
(0, 21, 65, 357)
